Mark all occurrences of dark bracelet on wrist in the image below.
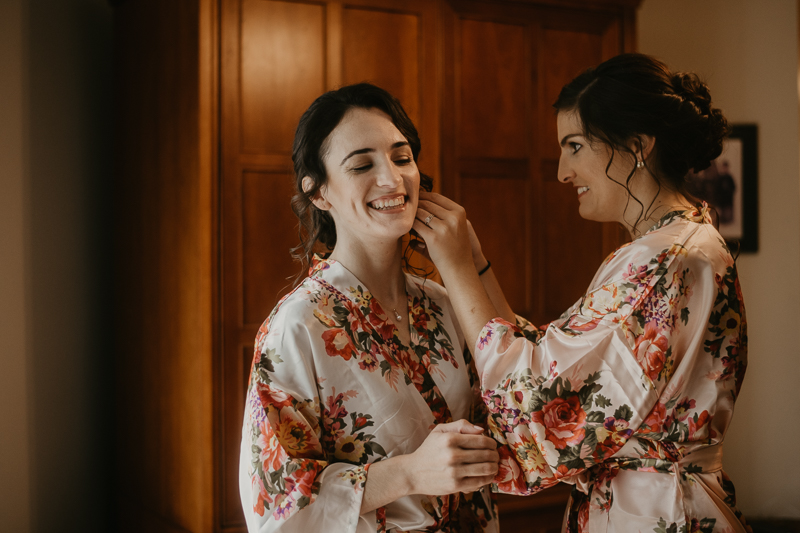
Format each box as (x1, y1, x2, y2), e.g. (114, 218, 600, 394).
(478, 260, 492, 276)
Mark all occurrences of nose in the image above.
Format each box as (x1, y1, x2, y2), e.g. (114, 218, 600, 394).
(557, 156, 573, 184)
(375, 158, 402, 188)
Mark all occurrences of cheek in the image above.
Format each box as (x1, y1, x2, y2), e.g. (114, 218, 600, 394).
(404, 168, 420, 185)
(403, 171, 421, 196)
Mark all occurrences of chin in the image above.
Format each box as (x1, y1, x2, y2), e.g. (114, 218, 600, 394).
(577, 204, 597, 221)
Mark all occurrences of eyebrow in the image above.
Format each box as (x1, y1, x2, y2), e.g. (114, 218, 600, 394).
(560, 133, 582, 147)
(340, 141, 410, 166)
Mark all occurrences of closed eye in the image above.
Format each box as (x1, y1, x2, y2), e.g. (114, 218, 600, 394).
(394, 157, 413, 166)
(351, 163, 373, 173)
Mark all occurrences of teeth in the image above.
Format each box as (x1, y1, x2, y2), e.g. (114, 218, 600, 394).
(370, 196, 405, 210)
(577, 186, 590, 195)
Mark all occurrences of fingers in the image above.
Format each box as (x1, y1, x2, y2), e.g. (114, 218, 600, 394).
(451, 433, 497, 450)
(430, 422, 497, 450)
(417, 199, 454, 221)
(454, 459, 500, 477)
(411, 215, 435, 243)
(418, 191, 462, 211)
(415, 206, 449, 232)
(463, 474, 498, 490)
(434, 419, 483, 435)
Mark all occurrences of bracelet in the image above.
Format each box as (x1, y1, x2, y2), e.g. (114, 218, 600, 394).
(478, 260, 492, 276)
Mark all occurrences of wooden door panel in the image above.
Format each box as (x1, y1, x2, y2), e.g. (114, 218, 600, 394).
(342, 7, 420, 122)
(459, 19, 528, 158)
(461, 175, 530, 314)
(241, 170, 298, 327)
(542, 180, 604, 316)
(240, 0, 326, 155)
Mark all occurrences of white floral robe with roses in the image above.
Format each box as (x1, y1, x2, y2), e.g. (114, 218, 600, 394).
(475, 207, 749, 533)
(240, 257, 498, 533)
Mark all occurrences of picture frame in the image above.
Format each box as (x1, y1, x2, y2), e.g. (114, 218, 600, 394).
(686, 124, 758, 253)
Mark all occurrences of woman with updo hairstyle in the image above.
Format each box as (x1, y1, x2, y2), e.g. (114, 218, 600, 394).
(415, 54, 750, 532)
(239, 83, 501, 533)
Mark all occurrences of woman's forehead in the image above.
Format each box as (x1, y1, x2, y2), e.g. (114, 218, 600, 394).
(556, 110, 583, 135)
(330, 108, 403, 147)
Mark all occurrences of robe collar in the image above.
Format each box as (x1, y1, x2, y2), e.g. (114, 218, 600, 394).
(642, 202, 712, 237)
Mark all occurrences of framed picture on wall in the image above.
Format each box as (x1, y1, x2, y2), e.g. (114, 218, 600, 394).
(686, 124, 758, 253)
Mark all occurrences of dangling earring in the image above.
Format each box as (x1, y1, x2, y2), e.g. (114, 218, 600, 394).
(636, 159, 645, 170)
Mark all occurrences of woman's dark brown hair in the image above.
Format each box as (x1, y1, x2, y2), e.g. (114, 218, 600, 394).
(291, 83, 432, 276)
(554, 53, 730, 232)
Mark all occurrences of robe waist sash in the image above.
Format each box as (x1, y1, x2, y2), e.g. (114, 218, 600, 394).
(573, 440, 723, 533)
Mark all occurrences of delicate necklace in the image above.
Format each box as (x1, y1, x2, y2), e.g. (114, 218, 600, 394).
(391, 308, 403, 322)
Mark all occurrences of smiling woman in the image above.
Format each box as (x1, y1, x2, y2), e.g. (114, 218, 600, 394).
(415, 54, 750, 533)
(238, 83, 503, 533)
(303, 107, 420, 271)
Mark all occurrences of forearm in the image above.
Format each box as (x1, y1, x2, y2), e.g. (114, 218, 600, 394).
(438, 260, 499, 350)
(360, 455, 413, 514)
(473, 255, 515, 324)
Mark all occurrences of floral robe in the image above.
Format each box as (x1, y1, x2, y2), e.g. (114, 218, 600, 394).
(475, 207, 749, 533)
(240, 257, 498, 533)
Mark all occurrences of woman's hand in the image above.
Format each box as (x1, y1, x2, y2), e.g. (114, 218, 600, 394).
(360, 419, 498, 514)
(413, 192, 476, 275)
(403, 419, 499, 496)
(412, 192, 512, 344)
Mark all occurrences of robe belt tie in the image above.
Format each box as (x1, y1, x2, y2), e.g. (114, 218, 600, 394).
(575, 442, 723, 533)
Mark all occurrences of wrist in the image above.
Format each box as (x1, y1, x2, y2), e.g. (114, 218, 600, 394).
(391, 453, 416, 497)
(473, 254, 488, 272)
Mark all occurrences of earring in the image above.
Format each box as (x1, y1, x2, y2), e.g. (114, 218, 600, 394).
(636, 160, 645, 170)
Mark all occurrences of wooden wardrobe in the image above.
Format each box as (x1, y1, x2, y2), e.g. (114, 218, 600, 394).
(113, 1, 638, 531)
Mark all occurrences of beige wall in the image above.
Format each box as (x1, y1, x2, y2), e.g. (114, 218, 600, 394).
(0, 0, 32, 530)
(640, 0, 800, 519)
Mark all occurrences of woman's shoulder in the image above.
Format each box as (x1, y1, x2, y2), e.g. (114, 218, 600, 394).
(636, 218, 736, 285)
(257, 276, 344, 342)
(684, 223, 737, 272)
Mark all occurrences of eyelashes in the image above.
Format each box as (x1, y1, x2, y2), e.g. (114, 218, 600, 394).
(350, 157, 414, 173)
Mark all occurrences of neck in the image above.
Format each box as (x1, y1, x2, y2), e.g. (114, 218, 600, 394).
(626, 188, 693, 237)
(328, 235, 407, 303)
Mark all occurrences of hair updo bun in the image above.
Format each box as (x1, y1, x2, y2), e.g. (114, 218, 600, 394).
(669, 72, 730, 174)
(554, 53, 730, 196)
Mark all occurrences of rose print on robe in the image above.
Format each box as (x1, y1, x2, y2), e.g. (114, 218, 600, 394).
(532, 395, 587, 449)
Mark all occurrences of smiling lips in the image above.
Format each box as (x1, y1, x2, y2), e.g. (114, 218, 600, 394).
(368, 194, 406, 210)
(577, 186, 590, 196)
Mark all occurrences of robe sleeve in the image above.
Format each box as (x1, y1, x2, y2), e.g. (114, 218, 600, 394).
(472, 243, 704, 495)
(239, 299, 380, 532)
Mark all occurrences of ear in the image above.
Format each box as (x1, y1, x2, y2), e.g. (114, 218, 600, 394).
(630, 135, 656, 164)
(302, 176, 331, 211)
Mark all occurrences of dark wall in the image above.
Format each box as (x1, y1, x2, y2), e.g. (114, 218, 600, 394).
(26, 0, 115, 530)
